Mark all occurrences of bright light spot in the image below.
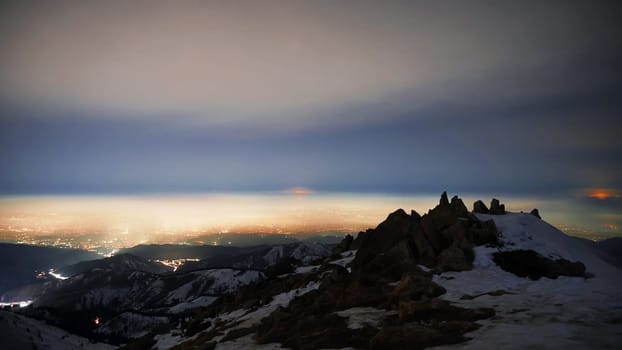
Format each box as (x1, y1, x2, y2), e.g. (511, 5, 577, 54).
(287, 187, 313, 196)
(49, 269, 68, 280)
(588, 188, 619, 200)
(154, 258, 200, 272)
(0, 300, 33, 308)
(94, 316, 100, 326)
(102, 249, 118, 258)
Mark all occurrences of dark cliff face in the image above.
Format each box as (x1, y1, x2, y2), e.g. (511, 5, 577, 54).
(348, 192, 499, 277)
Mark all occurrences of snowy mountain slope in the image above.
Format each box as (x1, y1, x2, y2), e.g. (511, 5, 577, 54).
(58, 253, 173, 277)
(594, 237, 622, 268)
(474, 213, 622, 280)
(2, 252, 169, 304)
(178, 241, 332, 272)
(431, 212, 622, 349)
(0, 310, 114, 350)
(95, 312, 169, 339)
(163, 269, 263, 305)
(32, 267, 263, 313)
(152, 278, 322, 350)
(14, 256, 264, 344)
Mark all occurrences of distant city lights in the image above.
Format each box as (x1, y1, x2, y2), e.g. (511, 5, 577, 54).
(0, 300, 33, 308)
(48, 269, 68, 280)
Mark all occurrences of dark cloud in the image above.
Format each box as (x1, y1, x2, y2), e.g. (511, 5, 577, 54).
(0, 0, 620, 200)
(1, 1, 620, 125)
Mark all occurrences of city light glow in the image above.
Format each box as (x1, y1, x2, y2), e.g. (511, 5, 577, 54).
(588, 189, 620, 201)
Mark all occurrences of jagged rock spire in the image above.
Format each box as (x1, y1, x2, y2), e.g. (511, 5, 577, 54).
(473, 200, 489, 214)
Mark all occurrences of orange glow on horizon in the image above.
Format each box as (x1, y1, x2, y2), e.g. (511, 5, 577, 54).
(287, 187, 313, 196)
(0, 193, 441, 240)
(587, 188, 619, 200)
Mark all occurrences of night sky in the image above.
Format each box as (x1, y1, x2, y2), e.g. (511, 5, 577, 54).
(0, 1, 621, 232)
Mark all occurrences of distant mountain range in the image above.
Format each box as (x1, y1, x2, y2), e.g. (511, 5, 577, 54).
(0, 237, 339, 298)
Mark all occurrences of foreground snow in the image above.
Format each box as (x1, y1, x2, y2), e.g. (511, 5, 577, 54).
(0, 310, 115, 350)
(431, 213, 622, 349)
(216, 281, 321, 334)
(153, 281, 321, 350)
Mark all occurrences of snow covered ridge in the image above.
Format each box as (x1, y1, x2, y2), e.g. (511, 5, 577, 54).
(9, 263, 265, 345)
(431, 211, 622, 350)
(28, 267, 264, 312)
(474, 212, 620, 280)
(177, 241, 333, 272)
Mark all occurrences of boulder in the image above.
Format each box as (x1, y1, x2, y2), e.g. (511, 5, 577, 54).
(530, 208, 541, 219)
(332, 234, 354, 255)
(410, 225, 436, 267)
(437, 241, 474, 272)
(420, 193, 465, 252)
(492, 250, 586, 280)
(472, 200, 489, 214)
(489, 198, 506, 215)
(351, 209, 413, 273)
(389, 271, 446, 303)
(450, 196, 469, 217)
(354, 240, 419, 281)
(468, 216, 499, 246)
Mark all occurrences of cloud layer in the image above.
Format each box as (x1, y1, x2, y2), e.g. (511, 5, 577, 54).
(0, 1, 620, 206)
(1, 1, 620, 126)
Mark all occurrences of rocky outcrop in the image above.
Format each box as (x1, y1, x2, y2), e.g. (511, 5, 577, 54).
(350, 192, 499, 275)
(492, 250, 586, 280)
(331, 234, 354, 255)
(468, 216, 499, 246)
(489, 198, 506, 215)
(254, 265, 493, 350)
(530, 208, 541, 219)
(473, 200, 489, 214)
(473, 198, 507, 215)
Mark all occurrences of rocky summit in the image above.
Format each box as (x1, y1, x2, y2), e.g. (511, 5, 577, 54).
(348, 192, 500, 275)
